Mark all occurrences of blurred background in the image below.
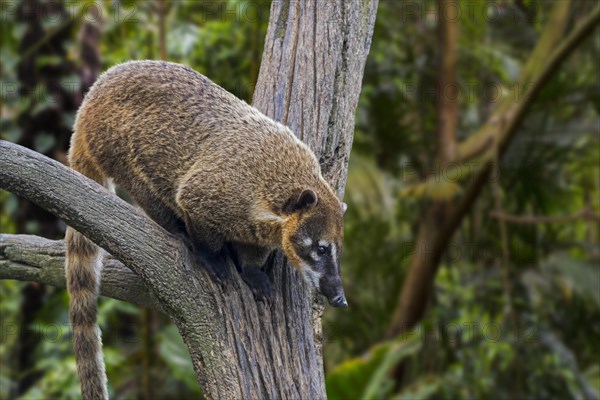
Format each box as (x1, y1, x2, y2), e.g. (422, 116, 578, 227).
(1, 0, 599, 399)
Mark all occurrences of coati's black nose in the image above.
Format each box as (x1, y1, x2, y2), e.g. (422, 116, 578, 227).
(329, 294, 348, 308)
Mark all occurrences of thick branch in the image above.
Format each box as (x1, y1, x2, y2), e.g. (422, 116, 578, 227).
(0, 234, 161, 310)
(251, 0, 378, 392)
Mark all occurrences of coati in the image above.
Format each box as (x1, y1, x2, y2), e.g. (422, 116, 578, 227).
(65, 60, 348, 399)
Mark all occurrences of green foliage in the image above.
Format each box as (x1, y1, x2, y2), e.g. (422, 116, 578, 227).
(20, 355, 81, 400)
(0, 280, 22, 399)
(100, 0, 268, 101)
(326, 334, 421, 400)
(1, 0, 598, 398)
(326, 1, 599, 399)
(157, 325, 203, 398)
(323, 155, 409, 368)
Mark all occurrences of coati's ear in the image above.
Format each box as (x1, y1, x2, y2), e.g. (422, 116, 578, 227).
(297, 189, 318, 209)
(342, 202, 348, 214)
(283, 188, 318, 214)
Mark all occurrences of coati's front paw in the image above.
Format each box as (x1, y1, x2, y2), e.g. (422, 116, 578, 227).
(241, 269, 272, 302)
(193, 248, 229, 283)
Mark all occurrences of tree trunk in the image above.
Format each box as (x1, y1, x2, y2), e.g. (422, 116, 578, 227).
(0, 0, 378, 398)
(388, 0, 459, 339)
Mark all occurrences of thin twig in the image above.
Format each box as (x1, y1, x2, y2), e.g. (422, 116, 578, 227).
(490, 207, 600, 224)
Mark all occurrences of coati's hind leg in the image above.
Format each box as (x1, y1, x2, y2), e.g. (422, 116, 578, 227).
(230, 242, 273, 301)
(182, 213, 229, 282)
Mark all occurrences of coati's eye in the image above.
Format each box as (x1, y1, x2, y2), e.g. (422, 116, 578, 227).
(317, 245, 328, 256)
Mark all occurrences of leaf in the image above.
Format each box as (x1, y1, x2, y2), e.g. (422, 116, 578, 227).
(326, 334, 421, 400)
(363, 337, 422, 399)
(394, 376, 442, 400)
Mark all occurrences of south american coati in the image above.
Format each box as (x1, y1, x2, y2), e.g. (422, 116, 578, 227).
(65, 60, 348, 399)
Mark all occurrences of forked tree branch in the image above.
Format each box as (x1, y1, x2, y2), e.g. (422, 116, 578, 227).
(0, 140, 192, 316)
(404, 4, 600, 194)
(0, 234, 161, 310)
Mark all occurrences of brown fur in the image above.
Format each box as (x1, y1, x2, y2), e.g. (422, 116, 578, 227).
(66, 60, 345, 398)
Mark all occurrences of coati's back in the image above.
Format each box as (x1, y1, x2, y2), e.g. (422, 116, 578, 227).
(74, 61, 323, 222)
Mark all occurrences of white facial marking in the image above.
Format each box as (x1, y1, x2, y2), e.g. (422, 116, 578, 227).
(302, 237, 313, 246)
(318, 240, 329, 248)
(331, 243, 337, 260)
(301, 264, 322, 290)
(256, 211, 287, 224)
(310, 251, 319, 261)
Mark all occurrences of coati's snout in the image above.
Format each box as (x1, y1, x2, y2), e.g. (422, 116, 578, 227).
(282, 188, 348, 308)
(295, 239, 347, 308)
(314, 260, 348, 308)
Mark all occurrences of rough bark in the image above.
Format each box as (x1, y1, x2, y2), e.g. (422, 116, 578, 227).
(253, 0, 378, 195)
(0, 0, 378, 398)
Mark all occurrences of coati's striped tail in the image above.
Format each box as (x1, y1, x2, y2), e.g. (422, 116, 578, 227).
(65, 140, 109, 400)
(65, 227, 108, 400)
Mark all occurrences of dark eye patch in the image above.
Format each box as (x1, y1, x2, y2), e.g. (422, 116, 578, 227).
(316, 244, 329, 256)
